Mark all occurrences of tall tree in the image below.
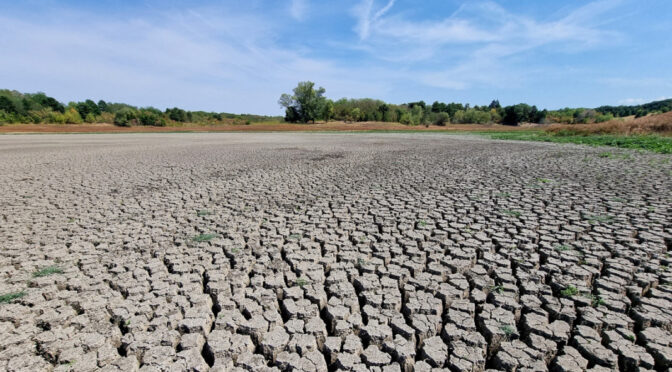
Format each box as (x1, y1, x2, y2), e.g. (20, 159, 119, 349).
(278, 81, 327, 123)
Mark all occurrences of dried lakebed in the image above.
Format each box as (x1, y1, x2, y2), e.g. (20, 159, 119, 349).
(0, 133, 671, 372)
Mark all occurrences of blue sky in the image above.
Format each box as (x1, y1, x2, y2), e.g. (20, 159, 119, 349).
(1, 0, 670, 115)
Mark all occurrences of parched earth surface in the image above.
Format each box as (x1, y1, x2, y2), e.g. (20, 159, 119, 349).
(0, 133, 671, 372)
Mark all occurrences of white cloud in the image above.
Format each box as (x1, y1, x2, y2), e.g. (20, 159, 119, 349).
(618, 98, 646, 105)
(0, 6, 396, 114)
(345, 0, 624, 91)
(618, 96, 671, 105)
(290, 0, 308, 21)
(353, 0, 395, 40)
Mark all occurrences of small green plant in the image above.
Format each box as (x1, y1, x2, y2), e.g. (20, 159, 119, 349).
(296, 278, 308, 288)
(33, 266, 63, 278)
(63, 360, 76, 367)
(496, 192, 510, 198)
(591, 296, 605, 308)
(500, 324, 516, 339)
(357, 258, 368, 267)
(502, 209, 522, 217)
(560, 286, 579, 297)
(0, 291, 26, 304)
(611, 197, 626, 203)
(625, 334, 635, 342)
(230, 247, 240, 254)
(197, 210, 212, 217)
(537, 178, 552, 183)
(192, 233, 217, 242)
(490, 285, 504, 294)
(67, 218, 76, 223)
(598, 152, 613, 158)
(554, 244, 571, 252)
(418, 220, 427, 227)
(288, 233, 301, 240)
(124, 319, 131, 327)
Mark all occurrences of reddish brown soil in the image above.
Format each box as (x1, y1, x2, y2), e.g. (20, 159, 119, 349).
(0, 121, 539, 134)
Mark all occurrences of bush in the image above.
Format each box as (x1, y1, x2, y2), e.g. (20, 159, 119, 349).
(48, 111, 66, 124)
(434, 112, 450, 126)
(99, 112, 115, 123)
(399, 112, 412, 125)
(595, 113, 614, 123)
(138, 110, 166, 126)
(63, 108, 83, 124)
(114, 108, 137, 127)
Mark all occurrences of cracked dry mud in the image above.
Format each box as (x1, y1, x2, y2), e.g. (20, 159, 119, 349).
(1, 133, 671, 372)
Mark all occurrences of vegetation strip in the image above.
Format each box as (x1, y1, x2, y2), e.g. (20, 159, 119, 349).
(487, 132, 672, 154)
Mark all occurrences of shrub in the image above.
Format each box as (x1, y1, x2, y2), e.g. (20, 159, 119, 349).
(48, 111, 67, 124)
(63, 108, 83, 124)
(114, 108, 137, 127)
(138, 110, 166, 126)
(399, 112, 412, 125)
(434, 112, 450, 126)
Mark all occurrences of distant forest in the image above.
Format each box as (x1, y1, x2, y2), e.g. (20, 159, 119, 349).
(279, 82, 672, 125)
(0, 89, 282, 126)
(1, 86, 671, 126)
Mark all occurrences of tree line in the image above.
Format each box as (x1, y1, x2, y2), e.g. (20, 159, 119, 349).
(0, 89, 281, 126)
(2, 86, 670, 126)
(279, 82, 672, 125)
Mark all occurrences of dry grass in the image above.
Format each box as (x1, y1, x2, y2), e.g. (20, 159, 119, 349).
(546, 112, 672, 136)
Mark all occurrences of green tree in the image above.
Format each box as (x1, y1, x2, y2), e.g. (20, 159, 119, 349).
(114, 108, 137, 126)
(378, 103, 389, 121)
(0, 96, 17, 114)
(503, 104, 536, 125)
(434, 112, 450, 126)
(278, 81, 327, 123)
(322, 99, 334, 122)
(350, 108, 361, 122)
(97, 100, 108, 112)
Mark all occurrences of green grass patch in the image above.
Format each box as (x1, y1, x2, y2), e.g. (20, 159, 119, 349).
(487, 132, 672, 154)
(296, 278, 308, 287)
(560, 285, 579, 297)
(33, 266, 64, 277)
(554, 244, 571, 252)
(0, 291, 26, 304)
(501, 209, 522, 217)
(196, 210, 212, 217)
(499, 324, 516, 338)
(192, 233, 217, 242)
(489, 285, 504, 294)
